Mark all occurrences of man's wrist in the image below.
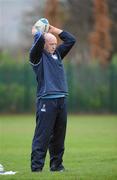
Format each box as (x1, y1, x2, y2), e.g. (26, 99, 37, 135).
(54, 28, 63, 35)
(49, 25, 63, 35)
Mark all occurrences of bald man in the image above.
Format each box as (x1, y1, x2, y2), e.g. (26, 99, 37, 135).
(30, 25, 76, 172)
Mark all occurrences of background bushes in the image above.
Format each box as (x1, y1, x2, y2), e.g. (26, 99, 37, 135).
(0, 54, 117, 113)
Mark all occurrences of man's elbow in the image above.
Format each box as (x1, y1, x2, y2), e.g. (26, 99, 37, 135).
(71, 36, 76, 46)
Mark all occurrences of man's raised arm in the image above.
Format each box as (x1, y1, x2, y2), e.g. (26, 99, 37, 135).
(29, 27, 45, 65)
(48, 25, 76, 59)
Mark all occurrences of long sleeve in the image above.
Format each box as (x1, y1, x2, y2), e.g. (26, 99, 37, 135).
(30, 31, 45, 64)
(56, 31, 76, 59)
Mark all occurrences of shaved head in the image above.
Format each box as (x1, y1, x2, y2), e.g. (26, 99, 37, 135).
(44, 33, 57, 54)
(44, 33, 57, 43)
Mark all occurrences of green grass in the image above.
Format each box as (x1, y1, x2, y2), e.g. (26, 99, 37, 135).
(0, 115, 117, 180)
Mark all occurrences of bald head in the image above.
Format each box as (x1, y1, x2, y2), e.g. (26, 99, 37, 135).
(44, 33, 57, 42)
(44, 33, 57, 54)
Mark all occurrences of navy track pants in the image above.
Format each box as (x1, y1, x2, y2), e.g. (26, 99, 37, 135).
(31, 97, 67, 171)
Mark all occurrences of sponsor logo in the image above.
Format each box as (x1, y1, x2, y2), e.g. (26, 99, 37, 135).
(41, 104, 46, 112)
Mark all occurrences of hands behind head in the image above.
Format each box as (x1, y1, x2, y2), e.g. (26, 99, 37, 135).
(31, 25, 54, 36)
(48, 25, 56, 33)
(32, 25, 63, 36)
(48, 25, 63, 35)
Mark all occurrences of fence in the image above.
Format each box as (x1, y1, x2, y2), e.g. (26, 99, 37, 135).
(66, 63, 117, 113)
(0, 59, 117, 113)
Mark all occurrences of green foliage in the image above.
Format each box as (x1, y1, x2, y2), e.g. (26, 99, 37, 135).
(111, 54, 117, 66)
(66, 56, 117, 113)
(0, 53, 36, 113)
(0, 53, 117, 113)
(0, 84, 24, 112)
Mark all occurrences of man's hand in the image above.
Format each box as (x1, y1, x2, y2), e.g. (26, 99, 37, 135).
(48, 25, 63, 35)
(32, 26, 37, 36)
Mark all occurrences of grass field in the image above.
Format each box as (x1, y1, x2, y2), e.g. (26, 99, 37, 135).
(0, 115, 117, 180)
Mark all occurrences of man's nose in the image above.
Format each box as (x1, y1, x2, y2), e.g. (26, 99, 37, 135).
(53, 45, 56, 49)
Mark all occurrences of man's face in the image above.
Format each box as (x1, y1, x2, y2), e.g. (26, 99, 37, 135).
(44, 34, 57, 54)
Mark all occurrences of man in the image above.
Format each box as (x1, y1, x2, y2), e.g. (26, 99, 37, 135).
(30, 24, 76, 172)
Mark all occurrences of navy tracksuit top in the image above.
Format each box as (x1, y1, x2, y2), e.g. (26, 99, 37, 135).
(29, 31, 76, 98)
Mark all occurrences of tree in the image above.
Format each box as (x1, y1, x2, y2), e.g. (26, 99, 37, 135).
(107, 0, 117, 55)
(64, 0, 93, 63)
(64, 0, 116, 64)
(89, 0, 112, 64)
(44, 0, 61, 27)
(44, 0, 68, 43)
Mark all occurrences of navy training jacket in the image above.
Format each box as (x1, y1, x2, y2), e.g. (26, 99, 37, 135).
(29, 31, 76, 98)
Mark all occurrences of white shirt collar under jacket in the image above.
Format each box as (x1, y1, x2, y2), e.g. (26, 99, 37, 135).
(51, 54, 58, 60)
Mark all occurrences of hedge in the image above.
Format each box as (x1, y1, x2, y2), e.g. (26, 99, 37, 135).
(0, 53, 117, 113)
